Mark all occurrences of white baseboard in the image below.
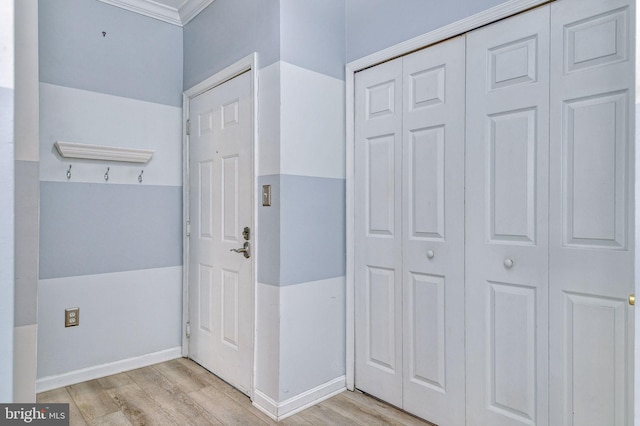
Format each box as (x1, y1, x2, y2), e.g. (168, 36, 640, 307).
(252, 375, 346, 421)
(36, 346, 182, 393)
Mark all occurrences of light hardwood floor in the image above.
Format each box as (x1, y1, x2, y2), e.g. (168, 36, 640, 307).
(37, 358, 436, 425)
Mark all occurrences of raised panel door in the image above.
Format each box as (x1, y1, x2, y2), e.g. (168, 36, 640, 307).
(188, 71, 253, 395)
(465, 6, 550, 425)
(549, 0, 634, 424)
(355, 58, 404, 407)
(402, 36, 466, 426)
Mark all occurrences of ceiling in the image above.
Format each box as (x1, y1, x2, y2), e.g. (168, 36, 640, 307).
(98, 0, 215, 26)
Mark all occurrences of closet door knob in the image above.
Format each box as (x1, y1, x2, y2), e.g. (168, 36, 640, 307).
(629, 294, 635, 306)
(503, 258, 514, 269)
(426, 250, 435, 259)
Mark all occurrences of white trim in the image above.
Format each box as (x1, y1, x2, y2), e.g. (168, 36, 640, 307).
(97, 0, 214, 26)
(182, 53, 258, 399)
(345, 59, 356, 393)
(252, 376, 346, 421)
(98, 0, 181, 26)
(179, 0, 215, 25)
(345, 0, 553, 393)
(346, 0, 552, 73)
(54, 141, 154, 163)
(13, 324, 37, 402)
(634, 0, 639, 424)
(35, 347, 181, 393)
(181, 91, 190, 359)
(184, 54, 256, 99)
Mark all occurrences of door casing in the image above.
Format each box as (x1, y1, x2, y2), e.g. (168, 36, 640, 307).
(182, 53, 259, 398)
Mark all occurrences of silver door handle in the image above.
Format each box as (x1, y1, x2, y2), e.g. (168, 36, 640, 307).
(230, 241, 251, 258)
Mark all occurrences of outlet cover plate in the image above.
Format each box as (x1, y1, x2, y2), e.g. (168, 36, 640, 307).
(65, 308, 79, 327)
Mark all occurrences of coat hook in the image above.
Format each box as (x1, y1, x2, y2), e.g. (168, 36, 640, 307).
(66, 165, 72, 180)
(138, 170, 144, 183)
(104, 167, 110, 182)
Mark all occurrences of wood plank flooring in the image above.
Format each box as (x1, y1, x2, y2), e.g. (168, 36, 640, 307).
(37, 358, 436, 425)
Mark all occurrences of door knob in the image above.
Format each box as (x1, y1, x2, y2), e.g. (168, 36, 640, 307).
(503, 258, 514, 269)
(426, 250, 435, 259)
(629, 294, 635, 306)
(230, 241, 251, 258)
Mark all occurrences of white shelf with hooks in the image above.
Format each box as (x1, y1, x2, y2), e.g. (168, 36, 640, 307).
(54, 141, 154, 163)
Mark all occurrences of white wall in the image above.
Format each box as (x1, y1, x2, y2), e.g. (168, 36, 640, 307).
(0, 0, 15, 403)
(36, 0, 184, 388)
(13, 0, 39, 402)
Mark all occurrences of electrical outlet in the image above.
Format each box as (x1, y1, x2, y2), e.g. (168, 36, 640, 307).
(65, 308, 79, 327)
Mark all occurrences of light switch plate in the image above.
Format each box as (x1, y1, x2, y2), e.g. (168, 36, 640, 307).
(262, 185, 271, 206)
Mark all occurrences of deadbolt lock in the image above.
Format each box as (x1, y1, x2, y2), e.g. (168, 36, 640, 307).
(243, 226, 251, 241)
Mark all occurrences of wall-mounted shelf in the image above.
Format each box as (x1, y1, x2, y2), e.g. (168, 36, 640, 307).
(54, 141, 154, 163)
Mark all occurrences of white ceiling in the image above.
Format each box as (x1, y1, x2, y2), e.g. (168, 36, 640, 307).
(98, 0, 215, 26)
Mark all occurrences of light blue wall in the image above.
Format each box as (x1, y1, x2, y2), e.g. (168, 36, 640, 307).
(37, 267, 182, 377)
(280, 175, 345, 286)
(37, 0, 184, 381)
(183, 0, 280, 89)
(258, 175, 281, 285)
(39, 0, 183, 106)
(40, 183, 182, 279)
(14, 161, 39, 326)
(0, 87, 13, 145)
(346, 0, 510, 61)
(280, 0, 345, 80)
(258, 174, 345, 287)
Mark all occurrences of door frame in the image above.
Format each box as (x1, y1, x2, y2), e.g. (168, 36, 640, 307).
(345, 0, 555, 392)
(182, 53, 259, 397)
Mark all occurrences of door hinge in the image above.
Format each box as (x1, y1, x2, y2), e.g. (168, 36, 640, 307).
(186, 119, 191, 136)
(186, 322, 191, 339)
(186, 220, 191, 237)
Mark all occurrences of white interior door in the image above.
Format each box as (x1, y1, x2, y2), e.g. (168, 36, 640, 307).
(353, 1, 634, 424)
(354, 36, 466, 425)
(402, 36, 466, 426)
(188, 71, 254, 395)
(354, 57, 403, 407)
(465, 6, 550, 425)
(549, 0, 634, 424)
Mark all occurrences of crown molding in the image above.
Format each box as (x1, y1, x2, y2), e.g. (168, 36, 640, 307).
(55, 141, 154, 163)
(179, 0, 214, 25)
(98, 0, 214, 26)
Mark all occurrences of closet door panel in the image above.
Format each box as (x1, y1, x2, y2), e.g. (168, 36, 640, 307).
(549, 0, 634, 424)
(402, 36, 466, 426)
(465, 6, 550, 426)
(355, 58, 404, 406)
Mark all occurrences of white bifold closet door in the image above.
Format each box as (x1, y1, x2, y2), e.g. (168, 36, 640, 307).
(355, 0, 634, 424)
(549, 0, 635, 424)
(465, 6, 550, 426)
(354, 36, 466, 426)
